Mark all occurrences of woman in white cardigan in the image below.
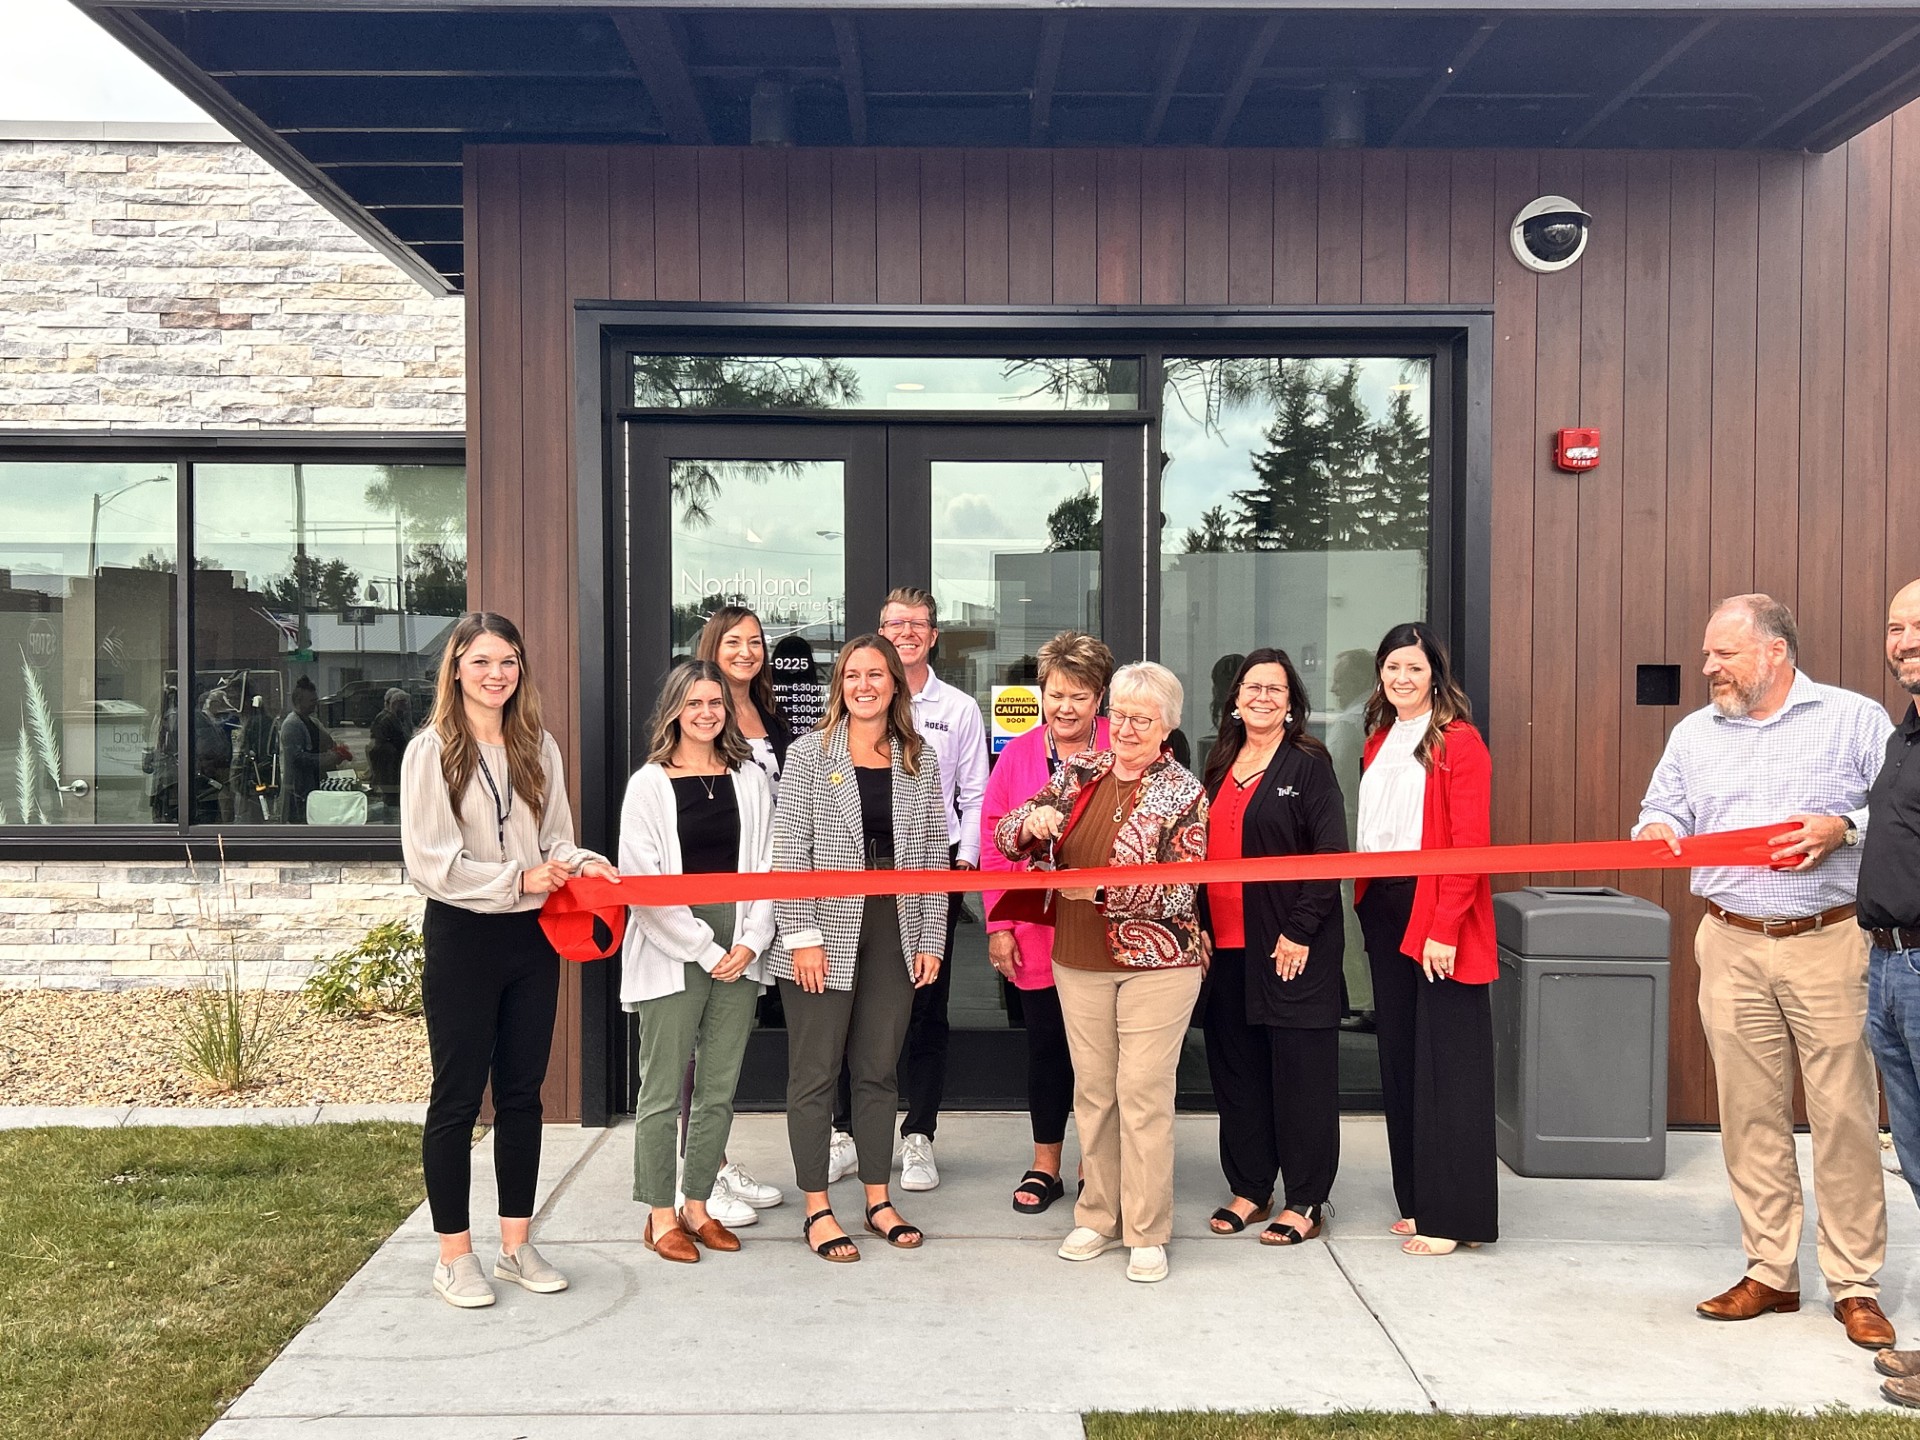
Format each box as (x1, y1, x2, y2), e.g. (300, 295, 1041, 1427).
(620, 660, 775, 1264)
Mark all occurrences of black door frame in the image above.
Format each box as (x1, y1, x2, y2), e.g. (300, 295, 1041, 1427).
(574, 304, 1494, 1125)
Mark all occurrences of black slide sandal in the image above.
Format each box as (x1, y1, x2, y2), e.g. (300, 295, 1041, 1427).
(804, 1208, 860, 1263)
(1209, 1202, 1273, 1235)
(1012, 1170, 1066, 1213)
(864, 1201, 924, 1249)
(1260, 1203, 1331, 1247)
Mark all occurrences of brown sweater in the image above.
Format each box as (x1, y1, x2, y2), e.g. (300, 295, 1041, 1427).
(1052, 772, 1141, 972)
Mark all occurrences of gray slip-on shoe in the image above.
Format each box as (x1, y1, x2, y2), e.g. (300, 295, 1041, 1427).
(432, 1252, 496, 1309)
(495, 1241, 569, 1293)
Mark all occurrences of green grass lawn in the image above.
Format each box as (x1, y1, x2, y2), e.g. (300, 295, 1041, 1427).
(0, 1122, 422, 1440)
(1088, 1416, 1920, 1439)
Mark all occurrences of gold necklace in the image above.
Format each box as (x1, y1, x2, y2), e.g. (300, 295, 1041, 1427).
(1111, 775, 1144, 823)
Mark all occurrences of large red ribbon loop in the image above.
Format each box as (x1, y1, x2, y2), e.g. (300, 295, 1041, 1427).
(540, 825, 1785, 962)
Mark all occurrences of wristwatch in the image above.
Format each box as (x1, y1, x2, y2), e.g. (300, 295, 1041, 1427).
(1842, 817, 1861, 847)
(1091, 885, 1107, 908)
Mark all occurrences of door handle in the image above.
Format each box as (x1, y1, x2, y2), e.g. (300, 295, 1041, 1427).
(58, 778, 90, 797)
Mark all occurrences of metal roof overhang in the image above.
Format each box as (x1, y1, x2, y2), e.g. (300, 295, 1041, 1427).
(72, 1, 1920, 293)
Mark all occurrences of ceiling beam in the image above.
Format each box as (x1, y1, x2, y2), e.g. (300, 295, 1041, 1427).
(1387, 16, 1499, 146)
(1210, 15, 1284, 145)
(1142, 14, 1201, 144)
(832, 16, 867, 145)
(1029, 14, 1068, 144)
(1800, 47, 1920, 150)
(1746, 22, 1920, 147)
(610, 10, 711, 145)
(1560, 17, 1717, 146)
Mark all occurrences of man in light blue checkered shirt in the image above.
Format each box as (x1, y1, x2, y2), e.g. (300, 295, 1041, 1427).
(1636, 594, 1895, 1347)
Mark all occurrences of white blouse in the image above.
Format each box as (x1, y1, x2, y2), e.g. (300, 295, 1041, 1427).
(1357, 712, 1431, 853)
(747, 736, 781, 801)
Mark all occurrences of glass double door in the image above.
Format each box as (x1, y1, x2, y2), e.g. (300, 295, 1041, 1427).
(628, 419, 1146, 1108)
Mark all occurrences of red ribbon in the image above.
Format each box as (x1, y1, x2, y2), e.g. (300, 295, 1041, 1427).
(540, 825, 1785, 961)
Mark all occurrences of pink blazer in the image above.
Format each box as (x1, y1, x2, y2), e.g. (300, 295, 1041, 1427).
(979, 717, 1110, 990)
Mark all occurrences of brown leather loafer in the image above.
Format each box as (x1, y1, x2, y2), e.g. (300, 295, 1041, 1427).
(1876, 1348, 1920, 1379)
(643, 1214, 700, 1264)
(678, 1207, 742, 1253)
(1884, 1374, 1920, 1409)
(1837, 1297, 1896, 1349)
(1696, 1276, 1799, 1320)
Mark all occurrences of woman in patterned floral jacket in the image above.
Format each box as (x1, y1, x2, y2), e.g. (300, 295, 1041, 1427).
(995, 661, 1207, 1285)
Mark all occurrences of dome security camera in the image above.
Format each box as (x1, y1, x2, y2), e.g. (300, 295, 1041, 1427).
(1510, 196, 1592, 273)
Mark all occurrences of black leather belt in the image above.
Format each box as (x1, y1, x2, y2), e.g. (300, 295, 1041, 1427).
(1870, 926, 1920, 951)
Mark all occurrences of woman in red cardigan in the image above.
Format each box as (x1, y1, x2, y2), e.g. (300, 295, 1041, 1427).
(1353, 621, 1498, 1256)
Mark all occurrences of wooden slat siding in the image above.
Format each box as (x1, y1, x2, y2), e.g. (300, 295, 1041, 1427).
(786, 151, 833, 304)
(462, 147, 485, 611)
(1138, 149, 1185, 305)
(470, 147, 521, 621)
(1751, 154, 1805, 610)
(1486, 151, 1540, 853)
(1707, 154, 1760, 603)
(696, 149, 745, 302)
(920, 151, 965, 305)
(1095, 150, 1142, 305)
(1360, 150, 1407, 304)
(1051, 150, 1096, 304)
(1316, 151, 1363, 303)
(607, 147, 657, 301)
(1272, 150, 1319, 304)
(1227, 150, 1273, 305)
(1842, 123, 1894, 699)
(742, 149, 789, 302)
(1182, 149, 1228, 306)
(1889, 108, 1920, 649)
(1446, 152, 1495, 305)
(831, 151, 879, 304)
(1403, 152, 1451, 305)
(962, 150, 1010, 305)
(1527, 153, 1584, 882)
(1008, 151, 1055, 304)
(874, 151, 921, 304)
(1797, 148, 1849, 679)
(1572, 152, 1627, 886)
(652, 149, 699, 301)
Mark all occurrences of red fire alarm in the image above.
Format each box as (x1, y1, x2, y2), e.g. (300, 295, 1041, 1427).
(1555, 427, 1601, 472)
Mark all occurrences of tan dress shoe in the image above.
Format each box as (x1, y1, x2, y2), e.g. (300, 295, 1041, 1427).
(1836, 1297, 1896, 1349)
(678, 1207, 742, 1252)
(1876, 1348, 1920, 1379)
(1696, 1276, 1799, 1320)
(1884, 1374, 1920, 1409)
(643, 1214, 700, 1264)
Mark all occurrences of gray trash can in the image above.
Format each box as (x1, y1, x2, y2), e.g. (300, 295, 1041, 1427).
(1493, 886, 1672, 1180)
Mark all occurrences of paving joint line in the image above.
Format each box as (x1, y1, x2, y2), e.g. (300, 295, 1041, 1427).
(530, 1126, 614, 1226)
(1324, 1234, 1439, 1411)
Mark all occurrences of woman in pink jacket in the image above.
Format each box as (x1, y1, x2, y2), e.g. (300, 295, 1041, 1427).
(981, 630, 1114, 1213)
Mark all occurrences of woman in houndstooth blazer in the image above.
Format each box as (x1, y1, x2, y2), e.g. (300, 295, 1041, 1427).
(769, 634, 947, 1262)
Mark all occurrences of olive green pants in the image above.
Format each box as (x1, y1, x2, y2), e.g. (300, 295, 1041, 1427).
(632, 954, 760, 1209)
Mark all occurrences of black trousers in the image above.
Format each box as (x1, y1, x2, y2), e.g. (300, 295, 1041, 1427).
(1202, 946, 1340, 1211)
(420, 900, 560, 1235)
(835, 845, 962, 1139)
(1357, 878, 1499, 1243)
(1021, 981, 1075, 1147)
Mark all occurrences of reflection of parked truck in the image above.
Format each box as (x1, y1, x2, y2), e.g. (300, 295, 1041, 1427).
(321, 678, 432, 729)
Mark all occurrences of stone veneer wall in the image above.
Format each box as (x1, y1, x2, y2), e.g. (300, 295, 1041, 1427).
(0, 859, 421, 990)
(0, 121, 464, 430)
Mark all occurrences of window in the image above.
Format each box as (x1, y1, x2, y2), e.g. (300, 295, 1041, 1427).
(632, 355, 1140, 412)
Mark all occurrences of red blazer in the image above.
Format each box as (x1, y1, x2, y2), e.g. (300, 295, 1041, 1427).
(1354, 719, 1497, 985)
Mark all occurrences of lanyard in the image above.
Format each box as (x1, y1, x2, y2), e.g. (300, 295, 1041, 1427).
(475, 753, 512, 857)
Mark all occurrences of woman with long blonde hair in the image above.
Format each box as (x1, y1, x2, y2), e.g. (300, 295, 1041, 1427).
(768, 634, 947, 1261)
(401, 612, 619, 1309)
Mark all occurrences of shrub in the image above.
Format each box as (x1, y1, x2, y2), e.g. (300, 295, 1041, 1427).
(304, 921, 425, 1019)
(172, 843, 295, 1094)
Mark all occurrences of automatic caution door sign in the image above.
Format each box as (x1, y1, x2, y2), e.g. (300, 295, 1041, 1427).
(990, 684, 1042, 755)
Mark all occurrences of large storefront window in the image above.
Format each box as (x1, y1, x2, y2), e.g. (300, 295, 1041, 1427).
(193, 463, 467, 826)
(0, 462, 177, 825)
(634, 355, 1140, 412)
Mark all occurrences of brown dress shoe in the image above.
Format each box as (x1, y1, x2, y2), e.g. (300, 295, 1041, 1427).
(1836, 1297, 1896, 1349)
(1884, 1374, 1920, 1409)
(643, 1214, 700, 1264)
(1696, 1276, 1799, 1320)
(678, 1207, 742, 1252)
(1876, 1348, 1920, 1379)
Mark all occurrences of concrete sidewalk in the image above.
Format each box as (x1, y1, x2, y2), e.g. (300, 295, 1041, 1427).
(202, 1114, 1919, 1438)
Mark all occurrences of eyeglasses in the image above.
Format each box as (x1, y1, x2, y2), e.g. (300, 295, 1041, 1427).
(1238, 682, 1288, 701)
(880, 619, 932, 636)
(1109, 711, 1160, 733)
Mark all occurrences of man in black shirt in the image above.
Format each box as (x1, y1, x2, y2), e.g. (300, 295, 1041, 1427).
(1862, 578, 1920, 1408)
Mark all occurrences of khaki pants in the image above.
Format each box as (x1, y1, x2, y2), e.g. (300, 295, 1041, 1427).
(1696, 913, 1886, 1299)
(1053, 963, 1203, 1248)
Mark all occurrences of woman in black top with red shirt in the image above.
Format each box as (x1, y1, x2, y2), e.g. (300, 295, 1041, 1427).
(1200, 648, 1350, 1246)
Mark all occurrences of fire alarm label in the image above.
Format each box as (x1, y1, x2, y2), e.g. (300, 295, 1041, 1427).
(1555, 427, 1601, 472)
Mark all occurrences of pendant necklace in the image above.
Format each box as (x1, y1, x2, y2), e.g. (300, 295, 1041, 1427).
(696, 772, 718, 802)
(1112, 776, 1143, 824)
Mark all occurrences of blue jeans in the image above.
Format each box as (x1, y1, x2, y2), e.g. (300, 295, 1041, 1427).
(1867, 943, 1920, 1212)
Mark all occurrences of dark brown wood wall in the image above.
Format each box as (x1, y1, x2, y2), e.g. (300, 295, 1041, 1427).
(466, 117, 1920, 1125)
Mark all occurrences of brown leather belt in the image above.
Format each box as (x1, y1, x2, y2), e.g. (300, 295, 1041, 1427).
(1870, 926, 1920, 951)
(1707, 900, 1855, 938)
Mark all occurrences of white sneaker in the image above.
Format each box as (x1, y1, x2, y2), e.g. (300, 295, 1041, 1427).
(432, 1252, 496, 1308)
(1058, 1226, 1123, 1262)
(827, 1129, 858, 1184)
(493, 1241, 568, 1294)
(717, 1160, 784, 1209)
(1127, 1245, 1169, 1283)
(900, 1132, 939, 1192)
(688, 1186, 757, 1228)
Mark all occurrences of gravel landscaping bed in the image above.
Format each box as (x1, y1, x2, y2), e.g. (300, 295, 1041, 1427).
(0, 988, 427, 1107)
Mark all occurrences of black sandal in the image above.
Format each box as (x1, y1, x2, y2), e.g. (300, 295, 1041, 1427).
(1012, 1170, 1066, 1213)
(1209, 1200, 1273, 1234)
(1260, 1203, 1331, 1246)
(864, 1200, 924, 1249)
(803, 1208, 860, 1263)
